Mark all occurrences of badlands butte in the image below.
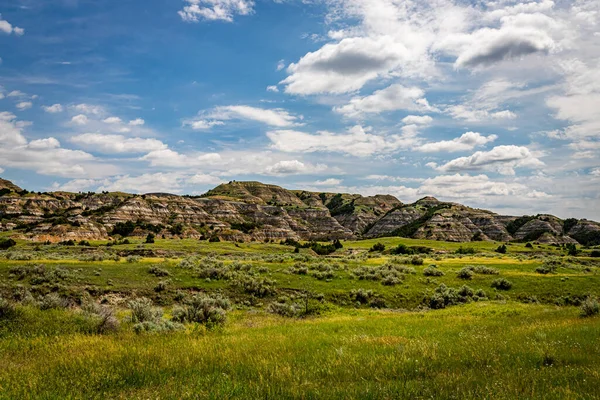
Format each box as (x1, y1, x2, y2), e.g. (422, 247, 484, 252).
(1, 177, 599, 246)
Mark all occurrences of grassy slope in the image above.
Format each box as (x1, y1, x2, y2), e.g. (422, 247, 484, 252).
(1, 303, 599, 399)
(0, 238, 599, 399)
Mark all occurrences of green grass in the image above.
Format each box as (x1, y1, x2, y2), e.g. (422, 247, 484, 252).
(1, 303, 599, 399)
(0, 238, 599, 398)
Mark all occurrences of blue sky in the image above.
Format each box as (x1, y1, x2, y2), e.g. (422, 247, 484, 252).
(1, 0, 599, 219)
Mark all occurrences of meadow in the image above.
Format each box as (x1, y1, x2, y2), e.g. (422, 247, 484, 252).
(0, 237, 599, 399)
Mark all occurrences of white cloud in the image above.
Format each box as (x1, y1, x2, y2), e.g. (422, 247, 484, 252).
(446, 105, 517, 122)
(363, 175, 424, 183)
(267, 125, 418, 157)
(334, 84, 434, 117)
(42, 104, 64, 113)
(103, 117, 122, 124)
(417, 132, 497, 153)
(141, 148, 222, 168)
(591, 168, 600, 177)
(185, 105, 302, 129)
(178, 0, 254, 23)
(264, 160, 328, 176)
(0, 113, 116, 178)
(7, 90, 26, 97)
(402, 115, 432, 125)
(70, 104, 104, 115)
(315, 178, 343, 186)
(70, 133, 167, 154)
(15, 101, 32, 111)
(276, 59, 285, 71)
(188, 173, 225, 185)
(266, 85, 279, 93)
(71, 114, 89, 125)
(281, 36, 418, 95)
(129, 118, 145, 126)
(431, 145, 545, 175)
(0, 16, 24, 35)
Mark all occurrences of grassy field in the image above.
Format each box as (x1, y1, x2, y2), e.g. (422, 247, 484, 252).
(0, 238, 599, 399)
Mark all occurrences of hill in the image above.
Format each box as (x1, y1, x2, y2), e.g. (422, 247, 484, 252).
(1, 177, 599, 245)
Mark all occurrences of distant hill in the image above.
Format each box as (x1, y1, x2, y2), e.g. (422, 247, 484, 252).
(1, 177, 599, 245)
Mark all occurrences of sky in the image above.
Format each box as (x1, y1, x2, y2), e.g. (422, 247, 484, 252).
(0, 0, 599, 220)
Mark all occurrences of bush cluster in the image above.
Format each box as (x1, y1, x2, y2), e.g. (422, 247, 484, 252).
(351, 263, 415, 286)
(172, 294, 231, 328)
(423, 265, 444, 277)
(491, 278, 513, 290)
(580, 296, 599, 317)
(428, 284, 488, 309)
(349, 289, 386, 308)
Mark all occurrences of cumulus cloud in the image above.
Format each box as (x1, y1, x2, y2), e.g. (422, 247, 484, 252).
(334, 84, 434, 117)
(430, 145, 545, 175)
(267, 125, 417, 157)
(71, 114, 89, 125)
(103, 117, 122, 124)
(141, 148, 222, 168)
(266, 85, 279, 93)
(281, 36, 414, 95)
(15, 101, 32, 111)
(185, 105, 302, 129)
(70, 104, 104, 115)
(402, 115, 432, 125)
(314, 178, 343, 186)
(42, 104, 64, 113)
(446, 105, 517, 122)
(178, 0, 254, 23)
(417, 132, 497, 153)
(0, 16, 24, 35)
(70, 133, 167, 154)
(129, 118, 145, 126)
(0, 113, 116, 178)
(264, 160, 328, 176)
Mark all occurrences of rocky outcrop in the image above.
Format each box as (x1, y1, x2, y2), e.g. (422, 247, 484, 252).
(0, 177, 599, 244)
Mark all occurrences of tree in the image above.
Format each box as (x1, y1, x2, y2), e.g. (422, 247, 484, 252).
(566, 243, 578, 256)
(145, 233, 155, 244)
(495, 244, 507, 254)
(0, 238, 16, 250)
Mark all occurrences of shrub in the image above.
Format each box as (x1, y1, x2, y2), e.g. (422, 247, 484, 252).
(268, 301, 304, 317)
(81, 297, 119, 333)
(349, 289, 386, 308)
(133, 320, 184, 334)
(423, 266, 444, 277)
(580, 296, 599, 317)
(39, 293, 70, 310)
(78, 240, 91, 246)
(232, 276, 276, 297)
(0, 297, 19, 320)
(154, 280, 170, 292)
(172, 294, 231, 327)
(410, 256, 424, 266)
(491, 278, 513, 290)
(0, 238, 17, 250)
(495, 244, 507, 254)
(566, 243, 579, 256)
(535, 264, 556, 274)
(455, 246, 476, 255)
(145, 233, 155, 244)
(369, 242, 386, 252)
(457, 267, 474, 280)
(470, 265, 499, 275)
(126, 255, 141, 263)
(590, 250, 600, 258)
(127, 297, 162, 323)
(525, 242, 533, 248)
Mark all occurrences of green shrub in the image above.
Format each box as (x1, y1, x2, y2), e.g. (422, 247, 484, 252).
(145, 233, 155, 244)
(126, 255, 141, 263)
(172, 294, 231, 327)
(369, 243, 385, 252)
(81, 297, 119, 333)
(127, 297, 162, 323)
(423, 266, 444, 277)
(525, 242, 533, 248)
(580, 296, 599, 317)
(455, 246, 476, 255)
(0, 238, 17, 250)
(232, 276, 276, 297)
(470, 265, 499, 275)
(154, 280, 170, 292)
(590, 250, 600, 258)
(39, 293, 70, 310)
(0, 297, 19, 320)
(457, 267, 474, 280)
(491, 278, 513, 290)
(410, 256, 424, 266)
(495, 244, 507, 254)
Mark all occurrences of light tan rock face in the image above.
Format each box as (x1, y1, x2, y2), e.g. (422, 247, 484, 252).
(1, 178, 599, 244)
